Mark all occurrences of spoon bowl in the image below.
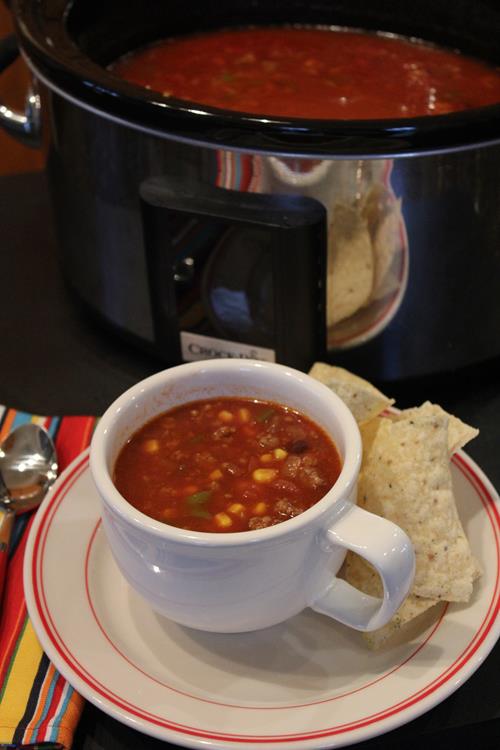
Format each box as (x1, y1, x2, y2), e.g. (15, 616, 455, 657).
(0, 423, 58, 598)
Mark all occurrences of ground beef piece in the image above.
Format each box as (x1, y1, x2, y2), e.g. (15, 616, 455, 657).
(271, 478, 299, 494)
(302, 454, 318, 466)
(274, 499, 303, 518)
(300, 465, 327, 489)
(282, 454, 325, 489)
(282, 455, 302, 478)
(222, 462, 242, 476)
(194, 451, 216, 466)
(283, 424, 308, 442)
(248, 515, 273, 530)
(258, 432, 280, 449)
(171, 449, 186, 461)
(213, 425, 236, 440)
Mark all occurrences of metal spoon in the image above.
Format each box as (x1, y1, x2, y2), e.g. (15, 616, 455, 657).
(0, 424, 58, 600)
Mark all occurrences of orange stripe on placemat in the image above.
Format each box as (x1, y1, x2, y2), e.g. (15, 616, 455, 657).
(21, 660, 58, 738)
(0, 606, 27, 697)
(0, 409, 16, 441)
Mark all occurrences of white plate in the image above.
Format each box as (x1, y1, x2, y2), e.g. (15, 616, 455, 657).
(24, 450, 500, 750)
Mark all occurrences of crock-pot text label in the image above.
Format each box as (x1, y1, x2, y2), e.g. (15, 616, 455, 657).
(180, 332, 276, 363)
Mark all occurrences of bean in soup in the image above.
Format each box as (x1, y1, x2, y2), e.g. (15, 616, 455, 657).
(113, 397, 342, 532)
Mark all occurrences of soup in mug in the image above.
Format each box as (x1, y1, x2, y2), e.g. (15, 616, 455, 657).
(113, 397, 342, 532)
(112, 26, 500, 119)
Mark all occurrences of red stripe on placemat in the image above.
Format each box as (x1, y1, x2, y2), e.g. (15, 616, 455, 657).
(0, 516, 35, 690)
(54, 416, 96, 472)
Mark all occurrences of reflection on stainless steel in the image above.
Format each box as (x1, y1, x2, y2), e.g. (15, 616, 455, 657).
(267, 156, 409, 349)
(202, 226, 275, 347)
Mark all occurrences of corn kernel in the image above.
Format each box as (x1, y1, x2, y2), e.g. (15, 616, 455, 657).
(209, 469, 223, 480)
(238, 408, 251, 423)
(252, 468, 278, 483)
(143, 439, 160, 453)
(215, 512, 233, 528)
(228, 502, 245, 516)
(218, 410, 234, 423)
(260, 453, 273, 463)
(253, 502, 268, 515)
(273, 448, 288, 460)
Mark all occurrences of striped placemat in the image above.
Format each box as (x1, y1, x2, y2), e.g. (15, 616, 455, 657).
(0, 407, 97, 749)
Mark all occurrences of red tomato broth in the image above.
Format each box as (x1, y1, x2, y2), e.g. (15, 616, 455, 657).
(113, 397, 342, 533)
(111, 27, 500, 120)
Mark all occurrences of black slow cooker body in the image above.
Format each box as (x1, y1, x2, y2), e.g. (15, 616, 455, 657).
(11, 0, 500, 380)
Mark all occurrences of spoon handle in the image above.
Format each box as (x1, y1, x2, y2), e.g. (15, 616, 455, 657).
(0, 505, 15, 602)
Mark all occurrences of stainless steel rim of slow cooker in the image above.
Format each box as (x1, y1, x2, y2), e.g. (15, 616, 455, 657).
(24, 53, 500, 162)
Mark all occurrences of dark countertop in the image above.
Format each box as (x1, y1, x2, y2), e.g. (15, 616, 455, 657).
(1, 171, 499, 749)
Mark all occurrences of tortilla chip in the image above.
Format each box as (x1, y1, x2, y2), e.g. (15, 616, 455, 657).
(330, 369, 481, 647)
(327, 203, 374, 326)
(394, 401, 479, 455)
(309, 363, 394, 424)
(359, 416, 384, 454)
(357, 412, 480, 602)
(364, 596, 443, 650)
(344, 552, 439, 649)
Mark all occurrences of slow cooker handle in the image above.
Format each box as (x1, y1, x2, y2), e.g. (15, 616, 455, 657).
(0, 34, 41, 147)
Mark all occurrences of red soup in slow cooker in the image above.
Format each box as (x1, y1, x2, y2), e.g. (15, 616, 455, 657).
(113, 397, 342, 533)
(111, 26, 500, 119)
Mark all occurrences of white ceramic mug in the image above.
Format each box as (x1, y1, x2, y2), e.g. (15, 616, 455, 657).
(90, 360, 415, 633)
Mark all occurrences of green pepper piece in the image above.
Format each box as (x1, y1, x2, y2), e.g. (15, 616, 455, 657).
(188, 433, 205, 445)
(186, 490, 212, 505)
(190, 508, 212, 519)
(257, 408, 275, 423)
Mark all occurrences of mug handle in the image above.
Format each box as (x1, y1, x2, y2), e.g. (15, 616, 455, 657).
(310, 504, 415, 631)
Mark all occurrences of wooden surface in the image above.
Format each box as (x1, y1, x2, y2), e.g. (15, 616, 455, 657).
(0, 2, 44, 175)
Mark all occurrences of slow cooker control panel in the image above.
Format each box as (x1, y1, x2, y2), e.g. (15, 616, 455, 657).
(140, 177, 327, 371)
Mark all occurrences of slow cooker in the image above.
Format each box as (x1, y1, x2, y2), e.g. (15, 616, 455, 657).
(1, 0, 499, 380)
